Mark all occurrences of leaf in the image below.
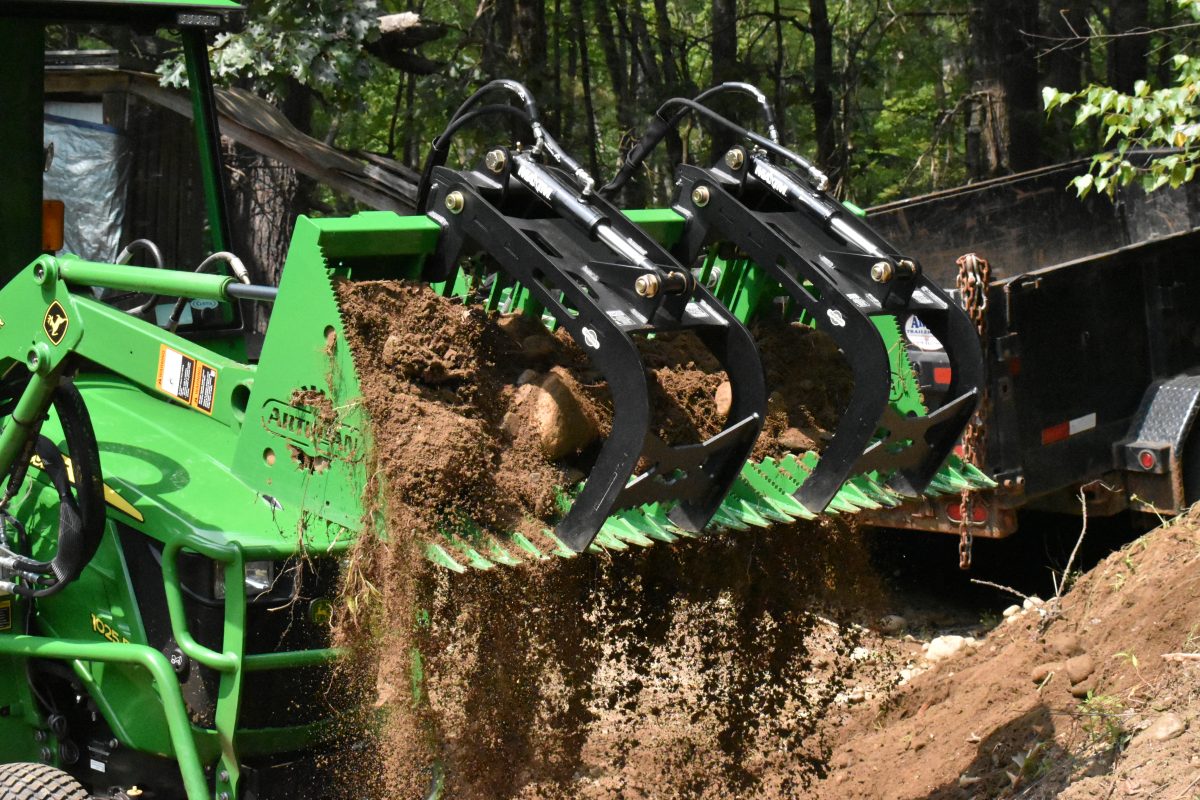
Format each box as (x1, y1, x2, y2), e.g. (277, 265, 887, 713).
(1043, 85, 1064, 112)
(1073, 173, 1095, 198)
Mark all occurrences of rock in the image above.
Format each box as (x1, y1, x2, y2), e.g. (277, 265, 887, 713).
(1134, 712, 1186, 745)
(1023, 596, 1045, 610)
(1065, 654, 1095, 685)
(926, 635, 969, 663)
(779, 427, 816, 452)
(497, 312, 539, 340)
(516, 369, 539, 386)
(1069, 678, 1095, 698)
(520, 333, 557, 362)
(879, 614, 908, 634)
(1029, 662, 1063, 684)
(1046, 633, 1084, 658)
(714, 381, 732, 417)
(382, 334, 403, 363)
(502, 371, 599, 460)
(1002, 604, 1022, 618)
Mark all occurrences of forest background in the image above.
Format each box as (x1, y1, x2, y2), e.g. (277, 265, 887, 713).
(52, 0, 1199, 282)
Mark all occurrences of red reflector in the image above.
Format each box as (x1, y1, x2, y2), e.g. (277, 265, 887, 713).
(946, 503, 988, 524)
(1138, 450, 1156, 470)
(1041, 422, 1070, 446)
(933, 367, 952, 385)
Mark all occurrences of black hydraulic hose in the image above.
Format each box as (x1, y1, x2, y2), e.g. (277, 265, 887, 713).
(689, 82, 779, 143)
(0, 381, 104, 598)
(418, 80, 596, 208)
(602, 96, 827, 196)
(416, 104, 537, 209)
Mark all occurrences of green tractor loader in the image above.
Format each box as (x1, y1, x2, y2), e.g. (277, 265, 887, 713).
(0, 4, 989, 799)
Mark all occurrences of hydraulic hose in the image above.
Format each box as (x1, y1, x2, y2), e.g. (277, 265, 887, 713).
(166, 251, 250, 332)
(601, 94, 829, 197)
(417, 80, 596, 209)
(0, 380, 104, 598)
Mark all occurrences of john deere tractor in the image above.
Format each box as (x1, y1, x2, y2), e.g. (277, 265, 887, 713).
(0, 3, 988, 798)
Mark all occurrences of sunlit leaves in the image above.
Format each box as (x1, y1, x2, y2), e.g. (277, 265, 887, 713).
(1045, 0, 1200, 198)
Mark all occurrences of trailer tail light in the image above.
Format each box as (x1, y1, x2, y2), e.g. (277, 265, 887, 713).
(1137, 449, 1157, 470)
(42, 200, 64, 252)
(946, 501, 988, 524)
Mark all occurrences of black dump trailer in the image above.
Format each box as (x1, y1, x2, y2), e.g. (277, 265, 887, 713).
(862, 159, 1200, 538)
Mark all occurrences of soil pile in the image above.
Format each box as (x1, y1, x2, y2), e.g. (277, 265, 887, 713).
(809, 508, 1200, 799)
(330, 278, 869, 799)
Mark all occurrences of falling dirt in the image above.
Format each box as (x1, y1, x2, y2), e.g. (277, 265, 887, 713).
(329, 278, 880, 799)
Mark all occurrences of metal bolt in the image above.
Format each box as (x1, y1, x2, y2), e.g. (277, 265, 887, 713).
(484, 149, 507, 173)
(896, 259, 917, 277)
(219, 793, 230, 800)
(691, 185, 711, 207)
(724, 149, 745, 170)
(218, 771, 230, 783)
(444, 191, 465, 214)
(870, 261, 894, 284)
(634, 274, 661, 298)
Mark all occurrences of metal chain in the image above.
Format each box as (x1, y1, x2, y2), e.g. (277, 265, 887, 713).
(955, 253, 991, 569)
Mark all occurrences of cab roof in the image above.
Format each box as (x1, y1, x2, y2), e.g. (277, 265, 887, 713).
(0, 0, 243, 30)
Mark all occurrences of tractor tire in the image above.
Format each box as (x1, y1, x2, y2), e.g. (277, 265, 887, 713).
(0, 763, 88, 800)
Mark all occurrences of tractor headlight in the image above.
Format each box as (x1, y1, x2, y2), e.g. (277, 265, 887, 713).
(213, 560, 277, 600)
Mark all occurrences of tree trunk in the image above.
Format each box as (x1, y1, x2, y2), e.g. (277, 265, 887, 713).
(809, 0, 837, 181)
(226, 79, 311, 330)
(967, 0, 1040, 177)
(1107, 0, 1149, 93)
(710, 0, 738, 157)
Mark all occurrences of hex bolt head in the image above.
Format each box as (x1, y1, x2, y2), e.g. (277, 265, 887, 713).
(484, 149, 507, 173)
(444, 191, 465, 214)
(870, 261, 894, 283)
(724, 149, 745, 170)
(691, 185, 711, 207)
(634, 274, 661, 298)
(896, 258, 917, 277)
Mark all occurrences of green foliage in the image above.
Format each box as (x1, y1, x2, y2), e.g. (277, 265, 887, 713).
(1077, 692, 1131, 751)
(160, 0, 382, 110)
(1044, 0, 1200, 198)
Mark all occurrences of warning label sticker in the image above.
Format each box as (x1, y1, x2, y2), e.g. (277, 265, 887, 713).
(0, 598, 11, 631)
(157, 345, 217, 415)
(195, 363, 217, 414)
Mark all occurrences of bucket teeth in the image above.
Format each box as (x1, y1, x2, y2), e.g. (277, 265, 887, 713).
(510, 531, 551, 561)
(426, 543, 468, 573)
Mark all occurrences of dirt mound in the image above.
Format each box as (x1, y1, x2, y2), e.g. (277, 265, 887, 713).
(809, 509, 1200, 799)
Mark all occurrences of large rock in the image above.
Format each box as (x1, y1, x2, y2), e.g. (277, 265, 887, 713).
(1133, 712, 1186, 746)
(1065, 654, 1095, 685)
(925, 635, 974, 663)
(779, 427, 816, 452)
(503, 370, 599, 460)
(714, 381, 732, 418)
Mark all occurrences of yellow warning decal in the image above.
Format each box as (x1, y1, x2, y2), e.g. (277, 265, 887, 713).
(29, 453, 145, 523)
(0, 598, 12, 632)
(156, 344, 217, 415)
